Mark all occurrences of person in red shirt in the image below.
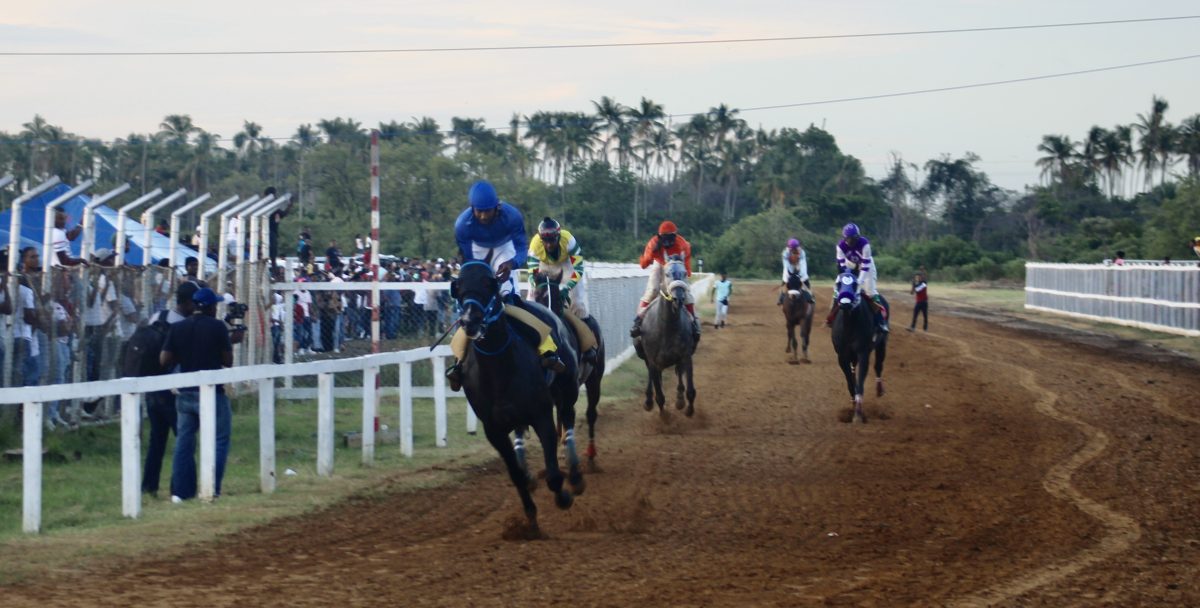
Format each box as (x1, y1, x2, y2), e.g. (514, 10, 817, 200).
(908, 272, 928, 332)
(630, 221, 700, 343)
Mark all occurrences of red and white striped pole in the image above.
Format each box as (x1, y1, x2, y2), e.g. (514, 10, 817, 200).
(370, 130, 381, 354)
(370, 131, 381, 432)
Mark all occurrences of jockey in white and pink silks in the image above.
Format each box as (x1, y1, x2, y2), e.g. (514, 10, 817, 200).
(824, 222, 888, 330)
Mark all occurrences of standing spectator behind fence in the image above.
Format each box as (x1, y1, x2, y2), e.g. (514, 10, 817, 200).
(270, 293, 285, 363)
(325, 240, 342, 273)
(14, 247, 42, 387)
(137, 280, 200, 498)
(266, 187, 293, 267)
(908, 273, 929, 332)
(161, 287, 243, 502)
(0, 268, 12, 384)
(295, 280, 314, 355)
(51, 209, 88, 267)
(318, 278, 343, 353)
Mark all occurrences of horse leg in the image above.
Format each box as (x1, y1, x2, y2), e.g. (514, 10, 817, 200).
(644, 366, 655, 412)
(485, 425, 538, 533)
(674, 366, 686, 410)
(512, 427, 536, 492)
(854, 350, 871, 423)
(684, 358, 697, 418)
(784, 318, 793, 353)
(652, 368, 666, 412)
(532, 412, 573, 511)
(800, 307, 813, 363)
(874, 333, 888, 397)
(585, 369, 601, 468)
(555, 394, 585, 495)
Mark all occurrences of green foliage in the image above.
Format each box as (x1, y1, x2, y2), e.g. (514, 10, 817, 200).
(1144, 179, 1200, 260)
(706, 207, 836, 279)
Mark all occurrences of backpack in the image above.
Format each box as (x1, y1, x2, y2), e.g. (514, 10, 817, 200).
(121, 311, 172, 377)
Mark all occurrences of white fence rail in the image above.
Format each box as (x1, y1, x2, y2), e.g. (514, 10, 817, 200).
(5, 262, 701, 534)
(1024, 262, 1200, 337)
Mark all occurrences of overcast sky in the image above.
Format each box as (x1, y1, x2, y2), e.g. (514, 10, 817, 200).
(1, 0, 1197, 191)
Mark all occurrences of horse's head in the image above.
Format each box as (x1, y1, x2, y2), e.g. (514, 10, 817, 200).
(451, 261, 503, 340)
(661, 257, 690, 311)
(531, 270, 564, 316)
(786, 272, 804, 297)
(835, 272, 859, 310)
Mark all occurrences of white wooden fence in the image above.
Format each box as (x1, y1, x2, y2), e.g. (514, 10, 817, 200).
(1024, 262, 1200, 337)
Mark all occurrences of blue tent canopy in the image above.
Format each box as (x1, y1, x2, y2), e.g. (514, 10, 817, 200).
(0, 184, 211, 269)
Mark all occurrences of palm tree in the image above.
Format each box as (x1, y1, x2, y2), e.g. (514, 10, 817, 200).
(317, 117, 365, 147)
(1035, 134, 1078, 187)
(1134, 96, 1169, 189)
(234, 120, 263, 156)
(408, 116, 444, 149)
(592, 96, 627, 164)
(1082, 126, 1106, 190)
(1097, 129, 1125, 199)
(159, 114, 198, 147)
(1178, 114, 1200, 179)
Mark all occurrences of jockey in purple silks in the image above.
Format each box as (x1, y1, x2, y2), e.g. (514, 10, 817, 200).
(824, 223, 889, 330)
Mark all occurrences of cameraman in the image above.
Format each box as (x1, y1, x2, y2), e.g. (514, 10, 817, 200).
(160, 288, 244, 502)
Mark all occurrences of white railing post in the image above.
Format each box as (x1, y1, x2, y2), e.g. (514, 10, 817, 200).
(317, 372, 335, 477)
(466, 405, 478, 435)
(399, 360, 413, 458)
(120, 393, 142, 519)
(23, 402, 43, 534)
(433, 356, 447, 448)
(258, 379, 276, 494)
(198, 384, 217, 502)
(362, 366, 377, 466)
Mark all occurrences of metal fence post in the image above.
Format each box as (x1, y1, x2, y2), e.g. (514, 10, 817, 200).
(120, 393, 142, 519)
(23, 402, 43, 533)
(259, 379, 276, 493)
(317, 372, 335, 477)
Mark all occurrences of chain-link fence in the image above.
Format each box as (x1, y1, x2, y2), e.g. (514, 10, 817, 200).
(1, 264, 181, 425)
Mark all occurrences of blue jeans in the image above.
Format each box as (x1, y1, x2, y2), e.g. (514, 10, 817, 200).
(171, 390, 232, 500)
(16, 339, 39, 387)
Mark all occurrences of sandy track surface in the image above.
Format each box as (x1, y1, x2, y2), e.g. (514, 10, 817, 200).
(5, 284, 1198, 607)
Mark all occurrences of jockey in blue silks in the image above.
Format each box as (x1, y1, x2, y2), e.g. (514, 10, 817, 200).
(446, 180, 565, 390)
(825, 223, 889, 331)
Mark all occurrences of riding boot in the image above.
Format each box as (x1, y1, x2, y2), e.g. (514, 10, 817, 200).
(446, 360, 463, 392)
(871, 295, 890, 332)
(542, 352, 567, 373)
(629, 315, 644, 338)
(581, 346, 598, 364)
(686, 303, 701, 348)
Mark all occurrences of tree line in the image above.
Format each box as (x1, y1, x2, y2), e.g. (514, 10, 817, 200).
(2, 95, 1198, 281)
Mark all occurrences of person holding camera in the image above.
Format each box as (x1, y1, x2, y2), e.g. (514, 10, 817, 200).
(160, 287, 244, 502)
(630, 220, 699, 344)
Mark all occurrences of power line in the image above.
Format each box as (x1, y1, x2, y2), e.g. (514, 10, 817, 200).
(8, 52, 1198, 145)
(0, 15, 1197, 57)
(671, 52, 1200, 118)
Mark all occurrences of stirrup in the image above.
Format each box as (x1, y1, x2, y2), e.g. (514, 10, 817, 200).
(446, 361, 463, 392)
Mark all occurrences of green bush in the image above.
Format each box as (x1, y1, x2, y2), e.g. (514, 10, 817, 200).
(707, 208, 837, 279)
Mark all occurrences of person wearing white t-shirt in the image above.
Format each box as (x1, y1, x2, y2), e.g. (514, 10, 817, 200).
(14, 248, 43, 386)
(51, 209, 88, 267)
(83, 269, 118, 383)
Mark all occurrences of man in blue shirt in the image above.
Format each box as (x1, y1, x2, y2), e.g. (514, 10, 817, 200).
(447, 180, 564, 391)
(711, 272, 733, 329)
(161, 287, 240, 502)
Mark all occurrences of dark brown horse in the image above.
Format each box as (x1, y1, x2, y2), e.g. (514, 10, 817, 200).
(782, 272, 814, 364)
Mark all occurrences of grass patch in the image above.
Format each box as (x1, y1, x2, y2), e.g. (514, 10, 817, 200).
(0, 357, 648, 585)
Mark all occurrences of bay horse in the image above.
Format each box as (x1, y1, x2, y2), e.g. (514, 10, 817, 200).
(829, 272, 889, 423)
(782, 271, 814, 364)
(532, 272, 606, 469)
(451, 261, 579, 535)
(637, 257, 697, 416)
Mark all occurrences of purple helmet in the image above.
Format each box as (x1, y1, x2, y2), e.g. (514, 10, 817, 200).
(786, 238, 800, 249)
(842, 223, 860, 239)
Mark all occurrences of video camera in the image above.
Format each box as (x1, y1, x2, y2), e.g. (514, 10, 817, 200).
(224, 301, 249, 332)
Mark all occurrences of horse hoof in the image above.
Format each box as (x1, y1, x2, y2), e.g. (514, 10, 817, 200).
(685, 404, 695, 418)
(570, 475, 587, 496)
(643, 400, 654, 412)
(526, 475, 539, 493)
(585, 443, 597, 459)
(555, 490, 574, 510)
(876, 380, 886, 397)
(801, 357, 812, 364)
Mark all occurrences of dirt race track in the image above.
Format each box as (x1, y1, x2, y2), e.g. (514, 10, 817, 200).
(6, 283, 1200, 607)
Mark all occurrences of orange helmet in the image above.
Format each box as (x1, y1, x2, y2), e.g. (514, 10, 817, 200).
(658, 221, 677, 235)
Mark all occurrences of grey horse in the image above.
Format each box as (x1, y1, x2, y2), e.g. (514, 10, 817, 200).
(636, 257, 697, 416)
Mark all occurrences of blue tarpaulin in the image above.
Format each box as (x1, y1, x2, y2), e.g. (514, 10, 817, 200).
(0, 184, 210, 268)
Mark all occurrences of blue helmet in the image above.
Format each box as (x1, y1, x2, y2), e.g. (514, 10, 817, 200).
(842, 223, 860, 239)
(468, 180, 499, 210)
